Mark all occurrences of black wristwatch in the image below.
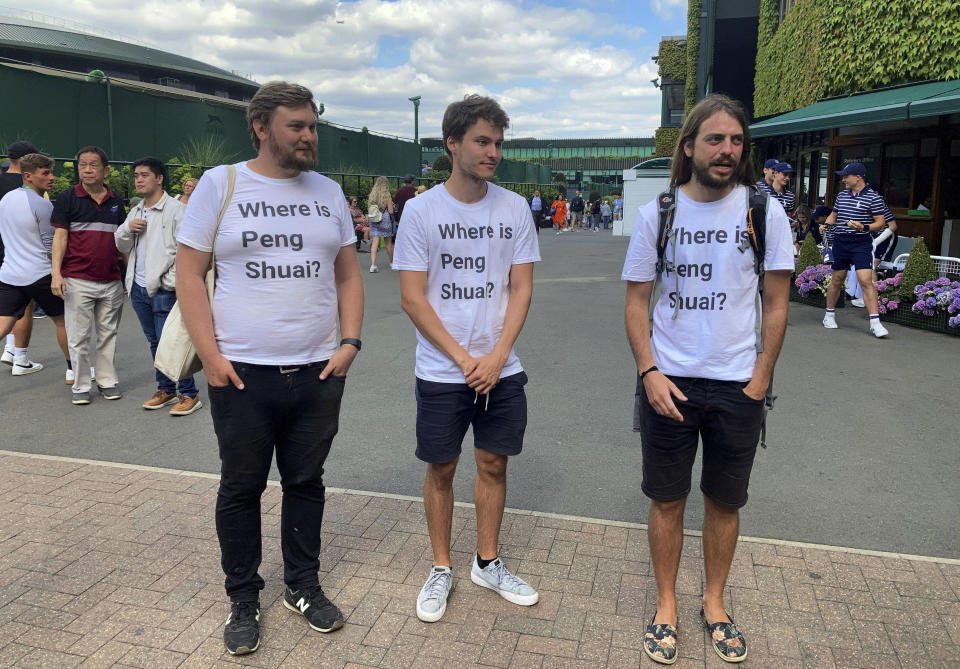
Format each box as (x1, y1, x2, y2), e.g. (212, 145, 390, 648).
(340, 338, 362, 351)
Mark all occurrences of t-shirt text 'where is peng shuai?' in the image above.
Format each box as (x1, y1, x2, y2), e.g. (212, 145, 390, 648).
(237, 199, 333, 279)
(437, 220, 514, 300)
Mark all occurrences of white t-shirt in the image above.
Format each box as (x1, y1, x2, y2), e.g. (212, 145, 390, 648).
(621, 185, 795, 381)
(177, 162, 355, 365)
(0, 187, 55, 286)
(392, 182, 541, 383)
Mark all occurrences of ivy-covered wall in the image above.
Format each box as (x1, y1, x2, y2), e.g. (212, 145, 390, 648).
(684, 0, 702, 114)
(654, 127, 680, 158)
(658, 38, 686, 81)
(755, 0, 960, 117)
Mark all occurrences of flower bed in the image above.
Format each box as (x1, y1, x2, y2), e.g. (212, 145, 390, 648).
(791, 264, 844, 308)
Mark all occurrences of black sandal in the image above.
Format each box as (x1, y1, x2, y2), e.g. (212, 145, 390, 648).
(701, 608, 747, 663)
(643, 612, 678, 665)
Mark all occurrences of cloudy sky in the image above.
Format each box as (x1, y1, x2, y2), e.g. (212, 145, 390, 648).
(21, 0, 687, 140)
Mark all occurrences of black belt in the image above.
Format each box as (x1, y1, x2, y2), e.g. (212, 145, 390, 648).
(238, 360, 327, 375)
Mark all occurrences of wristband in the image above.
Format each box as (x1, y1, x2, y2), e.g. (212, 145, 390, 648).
(340, 338, 362, 351)
(640, 365, 659, 380)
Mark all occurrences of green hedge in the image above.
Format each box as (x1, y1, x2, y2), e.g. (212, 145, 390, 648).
(755, 0, 960, 117)
(658, 38, 686, 81)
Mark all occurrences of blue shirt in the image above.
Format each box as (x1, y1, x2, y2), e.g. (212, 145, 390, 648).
(531, 196, 542, 211)
(832, 186, 886, 238)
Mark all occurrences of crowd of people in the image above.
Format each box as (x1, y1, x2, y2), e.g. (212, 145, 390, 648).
(527, 188, 623, 234)
(0, 81, 891, 667)
(757, 156, 897, 336)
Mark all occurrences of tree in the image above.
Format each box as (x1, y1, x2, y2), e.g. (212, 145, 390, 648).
(432, 155, 452, 172)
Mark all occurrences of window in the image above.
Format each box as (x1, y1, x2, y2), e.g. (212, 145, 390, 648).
(662, 82, 684, 127)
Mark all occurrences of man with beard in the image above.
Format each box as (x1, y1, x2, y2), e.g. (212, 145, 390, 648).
(622, 94, 793, 664)
(176, 81, 363, 655)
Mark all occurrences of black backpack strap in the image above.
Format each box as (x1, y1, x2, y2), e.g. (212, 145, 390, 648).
(655, 188, 677, 273)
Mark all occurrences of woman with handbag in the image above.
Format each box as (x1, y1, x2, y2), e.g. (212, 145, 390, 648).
(366, 176, 395, 273)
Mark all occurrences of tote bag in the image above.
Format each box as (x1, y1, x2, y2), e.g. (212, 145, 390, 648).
(154, 165, 236, 381)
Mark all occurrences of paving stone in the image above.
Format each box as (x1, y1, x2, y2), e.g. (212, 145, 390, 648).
(0, 454, 956, 669)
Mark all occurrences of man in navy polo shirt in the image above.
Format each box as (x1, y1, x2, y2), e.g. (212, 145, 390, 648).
(822, 162, 889, 337)
(51, 146, 127, 404)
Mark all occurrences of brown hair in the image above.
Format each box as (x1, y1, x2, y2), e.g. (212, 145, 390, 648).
(19, 153, 54, 173)
(246, 81, 318, 151)
(669, 94, 754, 188)
(442, 94, 509, 156)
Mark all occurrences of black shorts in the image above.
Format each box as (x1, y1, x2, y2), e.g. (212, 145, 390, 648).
(415, 371, 528, 463)
(0, 276, 65, 319)
(873, 232, 899, 261)
(637, 376, 763, 509)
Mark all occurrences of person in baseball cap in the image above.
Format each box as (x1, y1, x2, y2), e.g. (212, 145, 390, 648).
(835, 161, 866, 177)
(6, 141, 38, 161)
(767, 162, 796, 214)
(758, 158, 778, 189)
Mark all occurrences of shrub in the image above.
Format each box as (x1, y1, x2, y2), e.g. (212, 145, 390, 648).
(898, 237, 938, 302)
(795, 232, 821, 275)
(432, 155, 452, 172)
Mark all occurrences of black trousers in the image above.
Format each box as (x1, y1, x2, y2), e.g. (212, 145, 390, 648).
(208, 361, 345, 602)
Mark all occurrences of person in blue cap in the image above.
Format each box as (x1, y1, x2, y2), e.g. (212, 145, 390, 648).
(769, 162, 796, 215)
(822, 162, 889, 337)
(756, 158, 778, 190)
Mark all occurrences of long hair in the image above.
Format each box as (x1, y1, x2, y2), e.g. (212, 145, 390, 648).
(669, 94, 754, 188)
(368, 176, 392, 210)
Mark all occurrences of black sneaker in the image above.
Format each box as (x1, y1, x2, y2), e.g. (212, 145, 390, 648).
(283, 585, 344, 633)
(223, 600, 260, 655)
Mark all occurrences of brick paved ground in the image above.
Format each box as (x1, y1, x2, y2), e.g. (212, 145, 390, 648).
(0, 451, 957, 669)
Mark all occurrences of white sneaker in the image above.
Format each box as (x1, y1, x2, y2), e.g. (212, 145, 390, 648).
(369, 265, 378, 273)
(870, 320, 889, 338)
(822, 313, 838, 329)
(851, 298, 865, 308)
(12, 360, 44, 376)
(416, 566, 454, 622)
(65, 368, 75, 385)
(470, 556, 538, 606)
(1, 348, 13, 366)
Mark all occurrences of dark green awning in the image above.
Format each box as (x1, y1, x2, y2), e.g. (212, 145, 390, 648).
(750, 79, 960, 138)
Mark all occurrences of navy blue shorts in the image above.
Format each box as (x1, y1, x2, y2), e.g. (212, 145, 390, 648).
(637, 376, 764, 509)
(831, 234, 874, 271)
(415, 371, 528, 463)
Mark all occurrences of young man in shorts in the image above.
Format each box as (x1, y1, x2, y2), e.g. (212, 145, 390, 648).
(394, 94, 541, 623)
(822, 162, 889, 337)
(0, 153, 70, 369)
(623, 94, 793, 664)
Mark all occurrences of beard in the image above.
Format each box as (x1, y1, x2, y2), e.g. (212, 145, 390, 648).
(690, 155, 739, 190)
(268, 133, 317, 171)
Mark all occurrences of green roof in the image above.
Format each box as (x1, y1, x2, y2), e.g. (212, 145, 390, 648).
(750, 79, 960, 138)
(0, 21, 258, 90)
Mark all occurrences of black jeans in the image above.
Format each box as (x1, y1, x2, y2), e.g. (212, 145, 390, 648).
(209, 360, 345, 602)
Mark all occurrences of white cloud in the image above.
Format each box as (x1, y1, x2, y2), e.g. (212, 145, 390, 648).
(23, 0, 667, 138)
(649, 0, 686, 21)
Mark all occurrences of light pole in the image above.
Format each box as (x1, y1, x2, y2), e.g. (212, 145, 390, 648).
(408, 96, 421, 174)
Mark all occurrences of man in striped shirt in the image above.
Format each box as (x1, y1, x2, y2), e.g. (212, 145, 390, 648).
(756, 158, 777, 190)
(822, 162, 889, 337)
